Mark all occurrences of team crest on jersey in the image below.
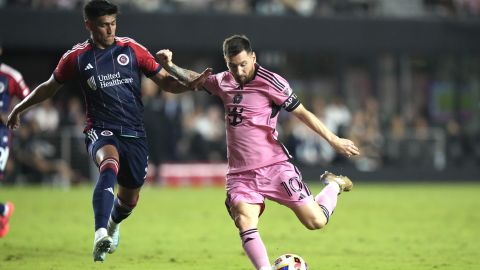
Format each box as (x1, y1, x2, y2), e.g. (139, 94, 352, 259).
(0, 82, 5, 93)
(87, 76, 97, 90)
(101, 130, 113, 136)
(117, 54, 130, 66)
(233, 94, 243, 104)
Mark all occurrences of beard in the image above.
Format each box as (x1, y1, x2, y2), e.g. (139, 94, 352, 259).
(235, 72, 254, 85)
(236, 76, 247, 84)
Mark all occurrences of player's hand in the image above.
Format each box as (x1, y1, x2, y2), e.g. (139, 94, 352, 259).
(156, 49, 173, 67)
(188, 68, 212, 91)
(331, 137, 360, 157)
(6, 109, 21, 129)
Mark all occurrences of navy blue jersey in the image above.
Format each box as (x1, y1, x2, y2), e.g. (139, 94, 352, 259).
(0, 62, 30, 177)
(53, 37, 161, 137)
(0, 63, 30, 113)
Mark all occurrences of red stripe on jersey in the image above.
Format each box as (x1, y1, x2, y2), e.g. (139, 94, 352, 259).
(116, 37, 148, 51)
(54, 40, 92, 83)
(62, 40, 90, 60)
(0, 63, 30, 99)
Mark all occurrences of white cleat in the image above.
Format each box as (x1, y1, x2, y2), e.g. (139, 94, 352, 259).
(93, 228, 112, 262)
(107, 219, 120, 254)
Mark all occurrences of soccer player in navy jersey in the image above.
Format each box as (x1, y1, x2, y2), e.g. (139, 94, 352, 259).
(0, 43, 30, 238)
(157, 35, 360, 270)
(6, 0, 209, 262)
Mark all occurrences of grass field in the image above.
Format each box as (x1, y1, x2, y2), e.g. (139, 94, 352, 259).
(1, 182, 479, 270)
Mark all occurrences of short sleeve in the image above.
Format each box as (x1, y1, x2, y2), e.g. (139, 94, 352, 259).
(2, 64, 30, 100)
(53, 50, 78, 84)
(129, 41, 161, 77)
(266, 73, 301, 112)
(202, 74, 221, 96)
(10, 75, 30, 100)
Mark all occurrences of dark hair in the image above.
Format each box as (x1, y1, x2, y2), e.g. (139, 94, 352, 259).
(223, 35, 253, 58)
(84, 0, 118, 21)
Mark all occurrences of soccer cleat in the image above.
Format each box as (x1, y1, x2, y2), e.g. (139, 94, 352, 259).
(107, 220, 120, 254)
(0, 222, 9, 238)
(320, 171, 353, 193)
(93, 234, 113, 262)
(0, 202, 15, 238)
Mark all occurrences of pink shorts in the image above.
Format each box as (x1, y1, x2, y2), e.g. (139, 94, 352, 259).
(225, 160, 314, 216)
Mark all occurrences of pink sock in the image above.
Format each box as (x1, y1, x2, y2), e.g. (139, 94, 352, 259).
(240, 228, 270, 270)
(315, 183, 340, 222)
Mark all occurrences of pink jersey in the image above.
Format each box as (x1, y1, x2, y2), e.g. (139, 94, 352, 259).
(203, 64, 301, 173)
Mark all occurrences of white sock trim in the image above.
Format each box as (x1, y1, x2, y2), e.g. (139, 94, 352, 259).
(94, 228, 108, 242)
(108, 217, 119, 229)
(108, 216, 118, 225)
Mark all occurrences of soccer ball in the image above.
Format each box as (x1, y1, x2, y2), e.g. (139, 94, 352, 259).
(272, 254, 308, 270)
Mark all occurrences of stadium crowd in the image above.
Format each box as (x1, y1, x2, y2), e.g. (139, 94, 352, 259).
(3, 51, 478, 185)
(1, 0, 479, 17)
(0, 0, 479, 185)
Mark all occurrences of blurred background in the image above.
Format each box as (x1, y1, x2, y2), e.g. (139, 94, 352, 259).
(0, 0, 479, 187)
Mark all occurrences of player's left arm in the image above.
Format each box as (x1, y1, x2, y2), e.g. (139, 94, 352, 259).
(291, 104, 360, 157)
(150, 69, 191, 93)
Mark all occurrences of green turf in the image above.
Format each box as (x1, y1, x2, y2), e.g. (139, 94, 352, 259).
(0, 183, 479, 270)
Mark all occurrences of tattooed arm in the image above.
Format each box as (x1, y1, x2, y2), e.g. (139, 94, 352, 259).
(165, 62, 199, 82)
(155, 49, 211, 92)
(150, 69, 191, 93)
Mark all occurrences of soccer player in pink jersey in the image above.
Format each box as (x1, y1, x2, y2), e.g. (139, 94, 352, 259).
(157, 34, 360, 270)
(0, 43, 30, 238)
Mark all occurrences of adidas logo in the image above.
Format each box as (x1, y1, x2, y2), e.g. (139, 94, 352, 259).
(84, 63, 93, 70)
(104, 187, 114, 195)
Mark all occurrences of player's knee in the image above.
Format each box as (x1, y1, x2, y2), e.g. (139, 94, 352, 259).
(117, 195, 139, 210)
(234, 214, 256, 230)
(304, 218, 326, 230)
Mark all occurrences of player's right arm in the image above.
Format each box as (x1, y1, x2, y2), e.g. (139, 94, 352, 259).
(7, 75, 61, 129)
(155, 49, 211, 92)
(7, 43, 80, 129)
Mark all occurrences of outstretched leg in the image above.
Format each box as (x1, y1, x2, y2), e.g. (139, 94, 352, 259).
(291, 172, 352, 230)
(229, 202, 271, 270)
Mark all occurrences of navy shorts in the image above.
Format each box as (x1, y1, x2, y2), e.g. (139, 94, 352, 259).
(0, 124, 10, 178)
(85, 128, 148, 189)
